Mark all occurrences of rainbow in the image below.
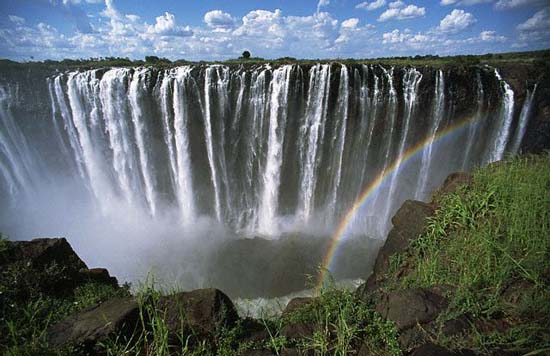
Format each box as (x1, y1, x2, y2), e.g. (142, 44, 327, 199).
(316, 114, 482, 293)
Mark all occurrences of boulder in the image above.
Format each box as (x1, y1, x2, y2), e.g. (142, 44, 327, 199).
(80, 268, 119, 288)
(360, 200, 434, 295)
(408, 343, 477, 356)
(157, 288, 239, 339)
(241, 350, 275, 356)
(434, 172, 473, 198)
(281, 320, 317, 340)
(47, 297, 140, 347)
(374, 288, 448, 331)
(15, 237, 88, 271)
(282, 297, 316, 317)
(408, 343, 458, 356)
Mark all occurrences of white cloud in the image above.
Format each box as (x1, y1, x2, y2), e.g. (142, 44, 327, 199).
(317, 0, 330, 12)
(341, 18, 360, 29)
(204, 10, 235, 31)
(147, 12, 192, 36)
(356, 0, 387, 10)
(125, 14, 140, 22)
(378, 3, 426, 21)
(440, 0, 492, 5)
(479, 30, 506, 41)
(517, 7, 550, 30)
(495, 0, 548, 10)
(389, 1, 405, 8)
(8, 15, 26, 25)
(382, 28, 432, 50)
(438, 9, 476, 32)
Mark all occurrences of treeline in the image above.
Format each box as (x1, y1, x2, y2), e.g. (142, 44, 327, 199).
(0, 49, 548, 70)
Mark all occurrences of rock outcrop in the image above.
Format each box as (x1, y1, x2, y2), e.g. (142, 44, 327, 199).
(47, 297, 140, 347)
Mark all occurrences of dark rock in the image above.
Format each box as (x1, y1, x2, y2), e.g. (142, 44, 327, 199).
(158, 288, 239, 339)
(398, 325, 427, 350)
(15, 237, 88, 271)
(281, 348, 314, 356)
(281, 321, 316, 340)
(80, 268, 119, 288)
(359, 200, 434, 296)
(374, 288, 448, 331)
(441, 314, 472, 336)
(357, 343, 373, 356)
(239, 318, 270, 344)
(408, 343, 456, 356)
(434, 172, 473, 198)
(241, 350, 275, 356)
(47, 297, 140, 347)
(282, 297, 315, 317)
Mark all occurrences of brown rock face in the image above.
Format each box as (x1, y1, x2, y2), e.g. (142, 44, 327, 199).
(15, 237, 88, 271)
(47, 297, 140, 347)
(358, 200, 434, 296)
(374, 288, 448, 331)
(157, 288, 239, 339)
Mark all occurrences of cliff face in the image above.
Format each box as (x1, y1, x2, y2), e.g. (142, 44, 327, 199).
(1, 62, 546, 241)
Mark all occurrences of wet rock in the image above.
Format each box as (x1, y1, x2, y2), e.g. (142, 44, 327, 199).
(281, 320, 317, 340)
(238, 318, 270, 344)
(408, 343, 457, 356)
(241, 350, 275, 356)
(80, 268, 119, 288)
(282, 297, 316, 317)
(359, 200, 434, 296)
(434, 172, 473, 198)
(47, 297, 140, 347)
(281, 348, 314, 356)
(441, 314, 472, 336)
(374, 288, 448, 331)
(16, 237, 88, 271)
(398, 325, 427, 350)
(158, 288, 239, 339)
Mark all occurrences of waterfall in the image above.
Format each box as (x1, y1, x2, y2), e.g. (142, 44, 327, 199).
(129, 68, 158, 216)
(461, 71, 484, 171)
(171, 67, 196, 224)
(0, 64, 538, 241)
(383, 68, 422, 222)
(99, 68, 143, 206)
(327, 65, 349, 219)
(510, 84, 537, 154)
(0, 84, 31, 198)
(371, 66, 398, 216)
(257, 65, 293, 235)
(415, 70, 445, 200)
(297, 64, 331, 223)
(203, 66, 223, 221)
(487, 69, 515, 163)
(66, 71, 114, 207)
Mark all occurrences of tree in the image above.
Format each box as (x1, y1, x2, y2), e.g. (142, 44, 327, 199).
(242, 50, 251, 59)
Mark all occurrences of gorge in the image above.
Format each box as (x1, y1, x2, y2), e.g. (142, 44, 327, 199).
(0, 60, 547, 298)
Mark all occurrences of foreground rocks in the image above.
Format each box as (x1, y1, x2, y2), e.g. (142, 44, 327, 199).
(47, 297, 140, 347)
(0, 237, 118, 298)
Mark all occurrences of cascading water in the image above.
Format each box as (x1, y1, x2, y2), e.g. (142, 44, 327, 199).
(383, 68, 422, 222)
(0, 63, 536, 292)
(510, 84, 537, 154)
(486, 68, 515, 163)
(257, 65, 293, 235)
(415, 70, 444, 200)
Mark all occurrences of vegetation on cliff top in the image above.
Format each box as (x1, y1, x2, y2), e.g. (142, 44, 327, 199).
(1, 154, 548, 355)
(383, 153, 550, 354)
(0, 49, 549, 71)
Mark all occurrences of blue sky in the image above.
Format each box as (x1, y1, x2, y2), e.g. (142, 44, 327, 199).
(0, 0, 548, 61)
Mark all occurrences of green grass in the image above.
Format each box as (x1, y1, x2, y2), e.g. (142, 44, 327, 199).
(382, 154, 550, 354)
(1, 154, 548, 355)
